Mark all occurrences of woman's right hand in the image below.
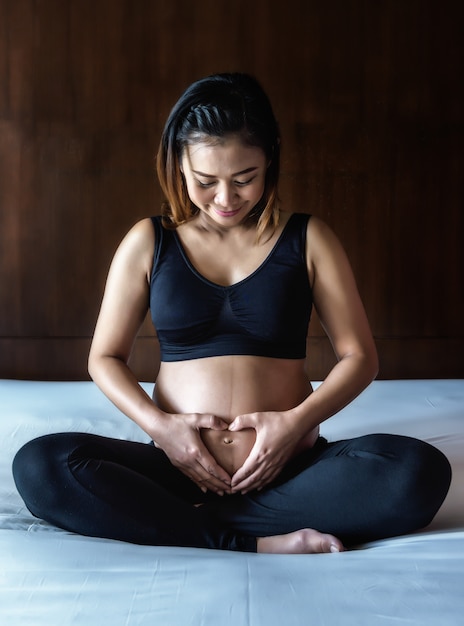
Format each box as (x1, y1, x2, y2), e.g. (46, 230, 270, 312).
(152, 412, 232, 495)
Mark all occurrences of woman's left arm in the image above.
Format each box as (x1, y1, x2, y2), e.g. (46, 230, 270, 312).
(291, 216, 379, 425)
(230, 216, 378, 493)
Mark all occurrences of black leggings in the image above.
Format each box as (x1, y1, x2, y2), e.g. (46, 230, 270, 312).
(12, 432, 451, 552)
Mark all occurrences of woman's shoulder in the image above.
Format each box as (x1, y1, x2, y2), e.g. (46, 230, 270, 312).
(298, 212, 335, 242)
(112, 218, 156, 275)
(304, 214, 349, 270)
(121, 217, 156, 248)
(282, 211, 330, 241)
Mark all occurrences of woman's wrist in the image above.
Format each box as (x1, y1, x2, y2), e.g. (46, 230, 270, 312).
(139, 407, 171, 443)
(285, 402, 321, 439)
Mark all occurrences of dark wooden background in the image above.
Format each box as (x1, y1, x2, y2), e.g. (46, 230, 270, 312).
(1, 0, 462, 381)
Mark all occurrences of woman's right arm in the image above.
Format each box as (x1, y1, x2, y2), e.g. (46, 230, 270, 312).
(88, 218, 231, 493)
(88, 218, 161, 433)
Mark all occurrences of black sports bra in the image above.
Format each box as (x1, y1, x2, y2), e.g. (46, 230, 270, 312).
(150, 213, 313, 362)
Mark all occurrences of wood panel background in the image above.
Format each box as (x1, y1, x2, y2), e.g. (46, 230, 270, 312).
(0, 0, 462, 381)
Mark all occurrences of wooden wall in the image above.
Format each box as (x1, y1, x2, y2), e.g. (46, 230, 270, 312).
(0, 0, 462, 381)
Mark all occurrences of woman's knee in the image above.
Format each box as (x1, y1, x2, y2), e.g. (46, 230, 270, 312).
(12, 433, 76, 517)
(344, 433, 451, 536)
(385, 435, 452, 530)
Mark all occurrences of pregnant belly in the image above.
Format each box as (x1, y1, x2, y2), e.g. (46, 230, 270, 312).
(200, 428, 257, 476)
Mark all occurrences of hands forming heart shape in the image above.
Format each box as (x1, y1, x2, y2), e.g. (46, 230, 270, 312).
(200, 426, 257, 478)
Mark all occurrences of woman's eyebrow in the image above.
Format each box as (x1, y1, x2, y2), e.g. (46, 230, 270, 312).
(191, 166, 259, 178)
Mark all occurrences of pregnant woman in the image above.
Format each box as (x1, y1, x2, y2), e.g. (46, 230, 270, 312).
(13, 73, 451, 554)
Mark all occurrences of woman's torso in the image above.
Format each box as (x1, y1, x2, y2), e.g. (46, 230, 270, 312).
(154, 356, 318, 476)
(150, 211, 317, 476)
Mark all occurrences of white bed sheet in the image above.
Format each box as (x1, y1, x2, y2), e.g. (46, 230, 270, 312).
(1, 379, 463, 625)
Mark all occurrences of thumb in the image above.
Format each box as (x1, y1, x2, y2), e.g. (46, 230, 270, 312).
(229, 414, 251, 431)
(204, 414, 229, 430)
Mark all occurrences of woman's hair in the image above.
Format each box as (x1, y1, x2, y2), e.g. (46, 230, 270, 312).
(156, 73, 281, 237)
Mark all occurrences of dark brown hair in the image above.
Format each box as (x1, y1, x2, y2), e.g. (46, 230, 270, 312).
(156, 73, 281, 238)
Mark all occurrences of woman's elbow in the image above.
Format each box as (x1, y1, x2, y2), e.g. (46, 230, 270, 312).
(87, 344, 109, 382)
(365, 342, 379, 381)
(87, 349, 99, 382)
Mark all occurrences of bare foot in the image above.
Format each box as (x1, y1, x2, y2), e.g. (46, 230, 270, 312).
(257, 528, 344, 554)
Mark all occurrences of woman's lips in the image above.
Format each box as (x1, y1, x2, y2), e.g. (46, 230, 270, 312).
(213, 207, 242, 217)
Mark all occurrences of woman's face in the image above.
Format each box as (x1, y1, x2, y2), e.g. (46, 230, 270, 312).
(180, 135, 268, 228)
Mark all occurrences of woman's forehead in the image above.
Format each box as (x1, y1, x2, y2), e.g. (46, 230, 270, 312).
(183, 137, 266, 169)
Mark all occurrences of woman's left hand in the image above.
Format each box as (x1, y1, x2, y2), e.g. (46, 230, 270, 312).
(228, 410, 302, 494)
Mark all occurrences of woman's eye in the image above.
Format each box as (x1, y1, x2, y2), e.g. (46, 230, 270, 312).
(235, 177, 254, 187)
(194, 177, 255, 188)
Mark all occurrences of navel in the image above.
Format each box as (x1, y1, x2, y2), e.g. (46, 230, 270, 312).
(223, 437, 234, 445)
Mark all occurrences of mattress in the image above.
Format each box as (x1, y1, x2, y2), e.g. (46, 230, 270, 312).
(1, 379, 463, 625)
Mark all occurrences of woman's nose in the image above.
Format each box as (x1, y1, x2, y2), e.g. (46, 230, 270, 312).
(215, 184, 237, 207)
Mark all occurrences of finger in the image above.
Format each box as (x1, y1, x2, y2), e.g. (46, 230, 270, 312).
(194, 451, 232, 492)
(194, 473, 229, 495)
(232, 456, 284, 493)
(193, 474, 224, 495)
(182, 461, 230, 495)
(200, 456, 232, 487)
(172, 442, 232, 490)
(193, 414, 229, 431)
(232, 468, 276, 494)
(229, 414, 253, 432)
(230, 453, 263, 491)
(231, 470, 263, 493)
(192, 440, 232, 484)
(230, 437, 263, 481)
